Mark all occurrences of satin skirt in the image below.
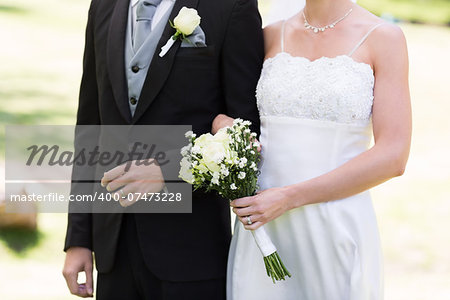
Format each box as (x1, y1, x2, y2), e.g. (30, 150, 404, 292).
(227, 117, 383, 300)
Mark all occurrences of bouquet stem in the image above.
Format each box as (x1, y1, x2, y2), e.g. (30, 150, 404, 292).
(252, 226, 291, 283)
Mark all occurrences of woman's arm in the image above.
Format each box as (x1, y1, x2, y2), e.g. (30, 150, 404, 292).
(232, 24, 412, 230)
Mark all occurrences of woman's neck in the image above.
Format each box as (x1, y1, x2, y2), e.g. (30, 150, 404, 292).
(303, 0, 353, 26)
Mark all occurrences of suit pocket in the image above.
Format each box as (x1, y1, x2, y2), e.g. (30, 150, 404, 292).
(176, 45, 216, 60)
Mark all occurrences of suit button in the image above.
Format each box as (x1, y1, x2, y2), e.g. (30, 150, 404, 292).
(130, 97, 137, 105)
(131, 65, 139, 73)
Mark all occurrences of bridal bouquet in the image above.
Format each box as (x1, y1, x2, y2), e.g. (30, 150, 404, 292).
(179, 119, 291, 282)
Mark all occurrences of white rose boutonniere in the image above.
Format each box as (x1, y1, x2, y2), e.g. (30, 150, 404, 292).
(159, 7, 201, 57)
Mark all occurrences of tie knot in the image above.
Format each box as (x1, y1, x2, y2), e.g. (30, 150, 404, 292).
(137, 0, 162, 20)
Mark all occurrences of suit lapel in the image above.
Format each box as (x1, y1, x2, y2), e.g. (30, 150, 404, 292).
(107, 0, 132, 123)
(131, 0, 199, 124)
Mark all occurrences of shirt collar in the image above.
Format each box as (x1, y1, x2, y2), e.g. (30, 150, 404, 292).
(132, 0, 175, 7)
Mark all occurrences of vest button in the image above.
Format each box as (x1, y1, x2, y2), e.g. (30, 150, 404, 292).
(130, 97, 137, 105)
(131, 65, 139, 73)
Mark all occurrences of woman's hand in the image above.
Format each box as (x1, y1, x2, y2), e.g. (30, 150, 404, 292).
(212, 114, 234, 134)
(100, 159, 165, 207)
(230, 187, 295, 230)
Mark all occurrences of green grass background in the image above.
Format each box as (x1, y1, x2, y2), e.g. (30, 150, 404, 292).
(359, 0, 450, 25)
(1, 0, 450, 299)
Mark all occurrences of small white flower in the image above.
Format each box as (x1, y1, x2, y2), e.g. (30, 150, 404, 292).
(238, 172, 246, 179)
(180, 144, 191, 156)
(211, 172, 220, 185)
(179, 156, 193, 184)
(230, 183, 237, 190)
(191, 145, 201, 154)
(253, 141, 261, 148)
(243, 120, 251, 126)
(250, 162, 256, 169)
(185, 130, 194, 138)
(220, 167, 229, 177)
(244, 129, 251, 134)
(238, 158, 247, 168)
(250, 150, 255, 155)
(233, 118, 243, 125)
(251, 132, 257, 137)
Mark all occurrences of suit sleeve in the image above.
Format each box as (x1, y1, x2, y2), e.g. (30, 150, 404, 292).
(64, 1, 100, 252)
(221, 0, 264, 135)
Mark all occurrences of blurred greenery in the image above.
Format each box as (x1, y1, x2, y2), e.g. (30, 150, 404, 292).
(0, 0, 82, 153)
(0, 227, 43, 256)
(1, 0, 450, 299)
(358, 0, 450, 25)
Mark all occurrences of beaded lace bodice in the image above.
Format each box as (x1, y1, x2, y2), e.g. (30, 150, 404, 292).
(257, 23, 383, 126)
(257, 53, 374, 125)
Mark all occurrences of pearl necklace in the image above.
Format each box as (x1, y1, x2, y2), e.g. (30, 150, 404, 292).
(303, 8, 353, 33)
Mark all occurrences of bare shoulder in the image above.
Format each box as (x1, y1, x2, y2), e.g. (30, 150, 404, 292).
(263, 21, 284, 54)
(352, 5, 407, 64)
(369, 23, 408, 68)
(354, 5, 407, 51)
(263, 21, 284, 43)
(371, 23, 406, 47)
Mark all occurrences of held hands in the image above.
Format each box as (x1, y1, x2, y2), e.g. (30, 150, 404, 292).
(100, 159, 165, 207)
(63, 247, 94, 298)
(230, 187, 295, 230)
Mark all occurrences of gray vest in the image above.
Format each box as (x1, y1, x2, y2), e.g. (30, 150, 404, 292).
(125, 6, 173, 117)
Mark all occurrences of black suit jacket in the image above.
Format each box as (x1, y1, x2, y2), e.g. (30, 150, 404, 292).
(65, 0, 263, 281)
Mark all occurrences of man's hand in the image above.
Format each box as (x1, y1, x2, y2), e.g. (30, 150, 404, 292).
(63, 247, 94, 298)
(101, 159, 165, 207)
(212, 114, 262, 152)
(212, 114, 234, 134)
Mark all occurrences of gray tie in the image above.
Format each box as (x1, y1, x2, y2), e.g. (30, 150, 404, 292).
(134, 0, 162, 52)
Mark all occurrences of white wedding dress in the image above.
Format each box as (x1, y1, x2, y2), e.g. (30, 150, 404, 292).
(227, 23, 384, 300)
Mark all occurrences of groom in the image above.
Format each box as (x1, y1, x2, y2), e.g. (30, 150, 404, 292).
(62, 0, 263, 299)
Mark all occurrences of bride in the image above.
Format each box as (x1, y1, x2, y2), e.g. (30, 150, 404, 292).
(213, 0, 411, 299)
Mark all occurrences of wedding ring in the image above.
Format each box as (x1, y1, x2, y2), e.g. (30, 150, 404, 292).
(246, 216, 252, 225)
(120, 189, 126, 199)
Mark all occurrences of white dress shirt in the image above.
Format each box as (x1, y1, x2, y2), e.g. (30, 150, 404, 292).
(130, 0, 176, 33)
